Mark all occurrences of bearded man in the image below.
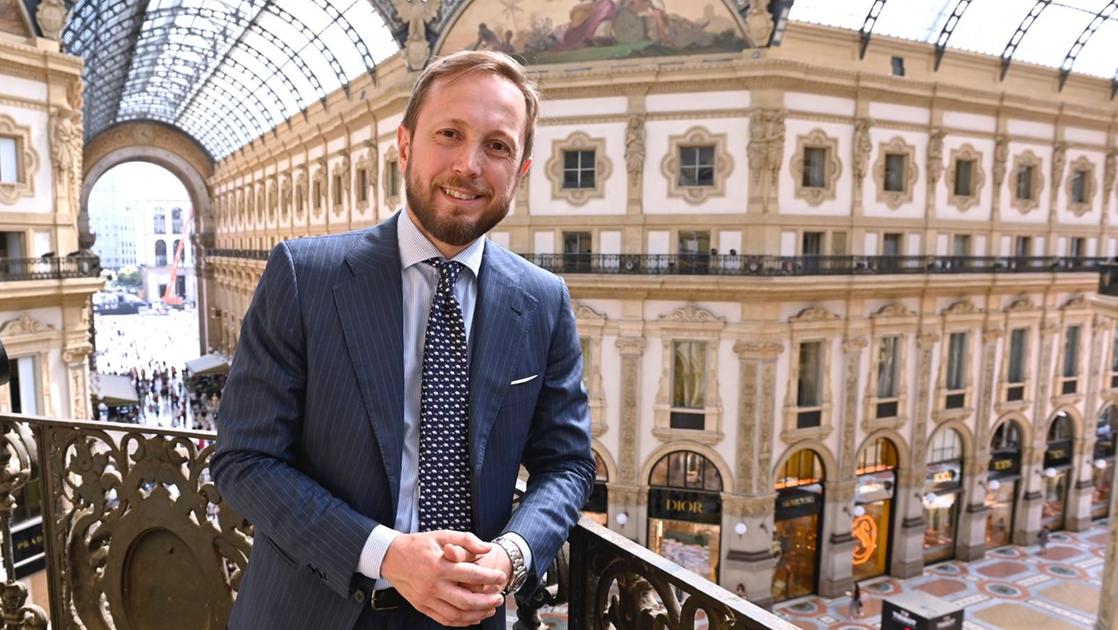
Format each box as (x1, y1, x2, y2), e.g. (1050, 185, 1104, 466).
(212, 50, 595, 630)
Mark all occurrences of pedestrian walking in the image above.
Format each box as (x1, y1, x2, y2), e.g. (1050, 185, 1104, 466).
(1039, 525, 1050, 555)
(850, 582, 862, 617)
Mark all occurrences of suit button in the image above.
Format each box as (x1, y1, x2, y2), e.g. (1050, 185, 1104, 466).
(354, 590, 366, 604)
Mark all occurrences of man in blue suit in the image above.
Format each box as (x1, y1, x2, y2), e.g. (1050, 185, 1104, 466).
(212, 50, 596, 629)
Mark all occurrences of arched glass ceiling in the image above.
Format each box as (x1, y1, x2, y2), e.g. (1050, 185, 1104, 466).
(62, 0, 401, 160)
(790, 0, 1118, 82)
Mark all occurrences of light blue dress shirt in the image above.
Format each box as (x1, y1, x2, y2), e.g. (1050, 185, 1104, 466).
(357, 208, 531, 588)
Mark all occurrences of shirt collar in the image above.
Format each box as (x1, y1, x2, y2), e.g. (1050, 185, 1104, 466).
(397, 207, 485, 278)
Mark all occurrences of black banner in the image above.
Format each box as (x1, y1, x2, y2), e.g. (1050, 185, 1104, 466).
(775, 486, 823, 521)
(988, 452, 1020, 478)
(925, 461, 963, 492)
(583, 483, 608, 514)
(12, 520, 43, 579)
(1044, 439, 1072, 468)
(648, 488, 721, 524)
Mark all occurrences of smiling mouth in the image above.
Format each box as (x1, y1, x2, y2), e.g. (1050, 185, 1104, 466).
(441, 186, 482, 201)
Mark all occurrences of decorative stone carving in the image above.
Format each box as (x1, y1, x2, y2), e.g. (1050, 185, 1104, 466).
(331, 151, 352, 216)
(788, 306, 840, 323)
(747, 110, 785, 187)
(927, 127, 946, 185)
(872, 136, 918, 210)
(661, 126, 733, 205)
(266, 178, 278, 222)
(312, 157, 327, 219)
(0, 114, 39, 205)
(872, 303, 917, 319)
(743, 3, 774, 47)
(942, 300, 979, 316)
(853, 118, 872, 184)
(576, 303, 608, 322)
(993, 134, 1008, 188)
(35, 0, 67, 40)
(616, 337, 645, 482)
(945, 143, 985, 212)
(791, 129, 842, 207)
(279, 176, 291, 222)
(733, 340, 784, 358)
(911, 331, 938, 466)
(1104, 149, 1117, 205)
(1009, 150, 1044, 215)
(1061, 293, 1090, 310)
(1005, 296, 1037, 312)
(737, 359, 758, 493)
(624, 114, 645, 189)
(383, 144, 401, 211)
(49, 107, 83, 215)
(840, 339, 865, 476)
(759, 357, 777, 491)
(0, 313, 54, 336)
(0, 422, 49, 627)
(659, 303, 726, 324)
(546, 131, 612, 206)
(1052, 142, 1068, 193)
(1065, 155, 1098, 217)
(394, 0, 441, 71)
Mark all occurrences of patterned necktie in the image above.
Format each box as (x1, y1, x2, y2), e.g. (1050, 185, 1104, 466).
(417, 258, 473, 532)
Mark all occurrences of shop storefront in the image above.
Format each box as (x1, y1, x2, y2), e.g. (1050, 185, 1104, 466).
(582, 451, 609, 526)
(1041, 412, 1074, 530)
(923, 428, 964, 563)
(772, 449, 825, 602)
(647, 451, 723, 583)
(852, 438, 898, 581)
(1092, 406, 1116, 520)
(986, 420, 1023, 547)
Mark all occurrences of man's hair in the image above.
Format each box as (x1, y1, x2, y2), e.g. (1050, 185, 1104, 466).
(401, 50, 541, 167)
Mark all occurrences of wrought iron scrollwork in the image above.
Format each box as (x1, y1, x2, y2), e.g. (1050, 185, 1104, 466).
(0, 420, 48, 630)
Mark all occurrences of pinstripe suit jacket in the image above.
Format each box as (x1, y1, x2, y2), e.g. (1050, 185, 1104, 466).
(212, 214, 596, 629)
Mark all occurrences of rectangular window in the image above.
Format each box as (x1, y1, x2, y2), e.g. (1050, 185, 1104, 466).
(802, 231, 823, 256)
(802, 147, 826, 188)
(564, 231, 592, 272)
(830, 231, 847, 256)
(388, 161, 399, 197)
(313, 181, 322, 208)
(678, 146, 715, 187)
(671, 341, 706, 430)
(884, 154, 906, 192)
(296, 188, 305, 214)
(1070, 237, 1085, 259)
(1008, 328, 1027, 384)
(562, 150, 596, 189)
(1063, 326, 1080, 378)
(883, 233, 902, 257)
(357, 169, 368, 202)
(954, 160, 974, 196)
(876, 336, 900, 400)
(952, 234, 971, 257)
(0, 136, 17, 184)
(1071, 170, 1087, 204)
(333, 175, 342, 205)
(947, 332, 967, 391)
(677, 231, 710, 255)
(1112, 327, 1118, 373)
(797, 341, 823, 408)
(1014, 236, 1031, 258)
(1016, 164, 1034, 201)
(5, 356, 37, 415)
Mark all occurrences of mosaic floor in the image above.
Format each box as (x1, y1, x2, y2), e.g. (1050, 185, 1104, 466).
(772, 522, 1109, 630)
(507, 521, 1110, 629)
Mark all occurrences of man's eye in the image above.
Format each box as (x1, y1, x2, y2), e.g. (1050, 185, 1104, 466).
(438, 129, 458, 138)
(489, 141, 510, 154)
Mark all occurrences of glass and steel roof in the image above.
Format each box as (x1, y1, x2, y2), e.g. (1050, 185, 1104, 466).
(789, 0, 1118, 84)
(62, 0, 401, 160)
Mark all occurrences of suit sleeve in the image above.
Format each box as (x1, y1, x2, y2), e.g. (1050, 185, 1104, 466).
(211, 241, 377, 599)
(502, 280, 596, 581)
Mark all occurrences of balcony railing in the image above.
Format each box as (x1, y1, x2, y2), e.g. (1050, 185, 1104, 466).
(205, 250, 1108, 277)
(0, 257, 101, 282)
(0, 413, 790, 629)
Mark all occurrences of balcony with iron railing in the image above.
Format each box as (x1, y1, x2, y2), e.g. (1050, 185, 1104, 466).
(206, 250, 1108, 277)
(0, 408, 793, 629)
(0, 257, 102, 283)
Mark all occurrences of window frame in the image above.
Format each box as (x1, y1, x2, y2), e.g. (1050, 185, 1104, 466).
(783, 307, 841, 441)
(1065, 156, 1097, 217)
(873, 136, 919, 209)
(652, 304, 726, 444)
(792, 128, 842, 207)
(546, 131, 611, 206)
(945, 143, 985, 212)
(660, 126, 732, 205)
(0, 115, 38, 204)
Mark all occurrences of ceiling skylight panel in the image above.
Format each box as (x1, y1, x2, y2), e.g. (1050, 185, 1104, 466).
(275, 59, 321, 104)
(321, 23, 367, 78)
(280, 0, 332, 33)
(344, 2, 399, 63)
(788, 0, 878, 30)
(872, 0, 956, 43)
(1063, 15, 1118, 77)
(1011, 3, 1092, 69)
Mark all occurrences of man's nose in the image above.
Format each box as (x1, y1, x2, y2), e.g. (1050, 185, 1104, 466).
(452, 143, 483, 177)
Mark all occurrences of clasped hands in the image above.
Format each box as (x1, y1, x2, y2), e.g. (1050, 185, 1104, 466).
(380, 530, 513, 627)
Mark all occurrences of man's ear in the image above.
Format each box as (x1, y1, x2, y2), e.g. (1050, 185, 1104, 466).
(396, 125, 411, 171)
(518, 156, 532, 179)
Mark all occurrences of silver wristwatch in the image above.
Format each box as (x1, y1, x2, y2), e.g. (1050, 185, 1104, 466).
(493, 535, 528, 596)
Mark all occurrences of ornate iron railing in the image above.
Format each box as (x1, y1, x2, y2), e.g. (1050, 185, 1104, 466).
(206, 249, 1107, 276)
(0, 413, 787, 629)
(0, 257, 101, 282)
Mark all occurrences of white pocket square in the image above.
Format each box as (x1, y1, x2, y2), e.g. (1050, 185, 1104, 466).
(510, 374, 539, 386)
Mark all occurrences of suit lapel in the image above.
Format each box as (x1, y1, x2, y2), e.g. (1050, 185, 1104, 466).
(469, 246, 532, 474)
(333, 216, 405, 513)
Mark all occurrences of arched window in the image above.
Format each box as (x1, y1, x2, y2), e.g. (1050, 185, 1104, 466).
(991, 421, 1022, 453)
(153, 210, 166, 234)
(155, 240, 167, 266)
(649, 450, 722, 492)
(1095, 406, 1116, 460)
(927, 428, 963, 465)
(582, 451, 609, 523)
(855, 437, 898, 475)
(775, 449, 824, 490)
(1047, 412, 1074, 442)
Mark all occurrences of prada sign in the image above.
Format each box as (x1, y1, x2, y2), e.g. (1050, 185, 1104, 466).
(648, 489, 721, 524)
(988, 453, 1020, 478)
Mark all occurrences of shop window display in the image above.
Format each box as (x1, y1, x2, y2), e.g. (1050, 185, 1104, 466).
(648, 451, 722, 583)
(1092, 406, 1116, 520)
(772, 449, 825, 602)
(986, 420, 1023, 547)
(923, 428, 964, 563)
(853, 438, 898, 581)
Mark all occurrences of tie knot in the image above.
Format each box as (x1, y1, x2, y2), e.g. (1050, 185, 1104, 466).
(424, 257, 463, 290)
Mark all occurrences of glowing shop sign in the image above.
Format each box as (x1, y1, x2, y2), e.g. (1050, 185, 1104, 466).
(851, 514, 878, 566)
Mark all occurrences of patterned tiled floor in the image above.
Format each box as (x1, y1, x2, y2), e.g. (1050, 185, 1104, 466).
(772, 522, 1109, 629)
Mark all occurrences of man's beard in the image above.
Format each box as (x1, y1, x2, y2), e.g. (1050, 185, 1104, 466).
(405, 163, 511, 247)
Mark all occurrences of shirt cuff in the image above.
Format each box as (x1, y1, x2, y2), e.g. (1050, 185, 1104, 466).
(357, 525, 401, 580)
(499, 531, 533, 572)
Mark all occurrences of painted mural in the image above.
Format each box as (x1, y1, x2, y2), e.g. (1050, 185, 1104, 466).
(439, 0, 748, 64)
